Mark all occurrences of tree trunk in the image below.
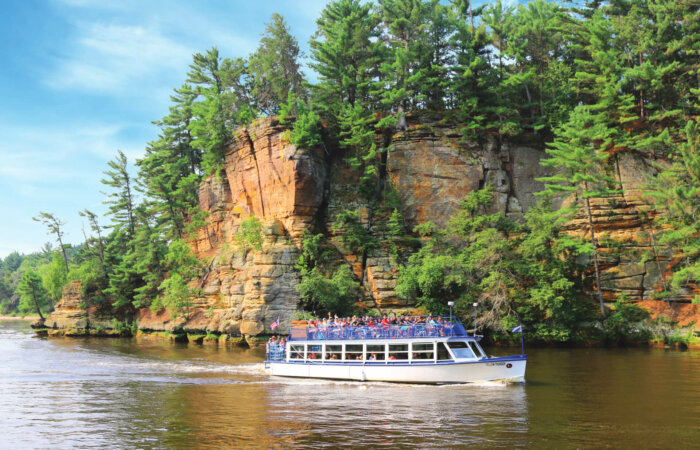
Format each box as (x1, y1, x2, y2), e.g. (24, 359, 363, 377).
(585, 195, 606, 317)
(125, 177, 136, 240)
(32, 286, 44, 321)
(56, 232, 70, 276)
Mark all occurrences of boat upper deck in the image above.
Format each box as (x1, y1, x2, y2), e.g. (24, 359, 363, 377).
(289, 316, 469, 341)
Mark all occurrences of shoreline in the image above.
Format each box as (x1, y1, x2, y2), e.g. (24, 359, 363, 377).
(0, 315, 39, 321)
(23, 325, 699, 350)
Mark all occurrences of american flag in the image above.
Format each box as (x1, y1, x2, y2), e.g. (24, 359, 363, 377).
(270, 317, 280, 330)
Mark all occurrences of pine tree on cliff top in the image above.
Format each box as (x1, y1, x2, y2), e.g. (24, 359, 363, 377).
(376, 0, 431, 118)
(537, 106, 618, 317)
(249, 13, 306, 116)
(187, 48, 255, 175)
(309, 0, 382, 123)
(451, 5, 503, 140)
(505, 0, 575, 135)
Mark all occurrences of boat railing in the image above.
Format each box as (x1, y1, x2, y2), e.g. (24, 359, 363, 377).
(266, 343, 285, 361)
(288, 316, 468, 341)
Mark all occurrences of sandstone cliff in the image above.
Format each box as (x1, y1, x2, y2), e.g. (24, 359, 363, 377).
(46, 115, 700, 339)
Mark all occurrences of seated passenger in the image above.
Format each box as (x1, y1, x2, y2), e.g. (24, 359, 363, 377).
(368, 353, 377, 361)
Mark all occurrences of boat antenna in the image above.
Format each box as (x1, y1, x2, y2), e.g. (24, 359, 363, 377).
(448, 301, 454, 336)
(473, 302, 478, 336)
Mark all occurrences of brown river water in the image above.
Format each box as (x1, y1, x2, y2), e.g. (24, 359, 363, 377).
(0, 320, 698, 449)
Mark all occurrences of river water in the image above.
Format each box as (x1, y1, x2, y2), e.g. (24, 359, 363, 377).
(0, 321, 698, 449)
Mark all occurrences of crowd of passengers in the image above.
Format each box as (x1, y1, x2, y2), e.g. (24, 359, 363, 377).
(303, 313, 453, 330)
(266, 336, 287, 358)
(266, 313, 457, 360)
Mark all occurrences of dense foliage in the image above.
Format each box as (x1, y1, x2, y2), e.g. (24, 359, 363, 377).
(1, 0, 697, 343)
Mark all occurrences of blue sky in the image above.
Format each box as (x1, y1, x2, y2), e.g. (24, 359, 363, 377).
(0, 0, 330, 257)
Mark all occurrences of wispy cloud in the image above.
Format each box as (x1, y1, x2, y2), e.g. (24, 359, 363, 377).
(0, 122, 143, 183)
(47, 22, 192, 95)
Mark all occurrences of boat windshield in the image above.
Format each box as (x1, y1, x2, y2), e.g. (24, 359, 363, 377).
(447, 341, 477, 359)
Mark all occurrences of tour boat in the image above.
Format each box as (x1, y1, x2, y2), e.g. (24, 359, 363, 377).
(264, 316, 526, 384)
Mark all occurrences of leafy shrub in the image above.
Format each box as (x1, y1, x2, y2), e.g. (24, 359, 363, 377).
(233, 216, 264, 251)
(331, 210, 379, 254)
(296, 265, 359, 317)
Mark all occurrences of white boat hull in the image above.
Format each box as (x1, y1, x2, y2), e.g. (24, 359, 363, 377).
(268, 357, 526, 384)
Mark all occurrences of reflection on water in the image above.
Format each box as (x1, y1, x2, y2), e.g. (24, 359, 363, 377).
(0, 321, 698, 448)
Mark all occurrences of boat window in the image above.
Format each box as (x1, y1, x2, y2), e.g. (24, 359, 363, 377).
(306, 345, 320, 360)
(411, 342, 434, 360)
(306, 344, 322, 360)
(437, 343, 452, 360)
(325, 345, 342, 361)
(472, 342, 487, 358)
(345, 344, 363, 361)
(448, 341, 477, 359)
(290, 345, 304, 360)
(366, 344, 385, 361)
(388, 344, 408, 361)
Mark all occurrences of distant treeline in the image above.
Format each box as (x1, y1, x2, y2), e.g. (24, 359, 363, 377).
(2, 0, 697, 343)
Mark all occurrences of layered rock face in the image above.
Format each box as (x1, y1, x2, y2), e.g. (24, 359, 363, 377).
(387, 120, 546, 227)
(48, 115, 695, 338)
(137, 118, 327, 342)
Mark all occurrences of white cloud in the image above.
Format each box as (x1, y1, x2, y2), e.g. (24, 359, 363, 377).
(0, 122, 143, 183)
(47, 22, 192, 94)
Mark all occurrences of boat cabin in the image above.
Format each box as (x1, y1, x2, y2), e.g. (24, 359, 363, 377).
(281, 339, 487, 363)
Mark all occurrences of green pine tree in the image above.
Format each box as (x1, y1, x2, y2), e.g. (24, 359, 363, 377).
(646, 119, 700, 300)
(17, 271, 50, 320)
(249, 13, 306, 116)
(537, 106, 619, 317)
(309, 0, 382, 124)
(32, 212, 70, 275)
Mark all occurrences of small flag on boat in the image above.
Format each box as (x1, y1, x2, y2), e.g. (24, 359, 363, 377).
(270, 317, 280, 330)
(512, 325, 522, 333)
